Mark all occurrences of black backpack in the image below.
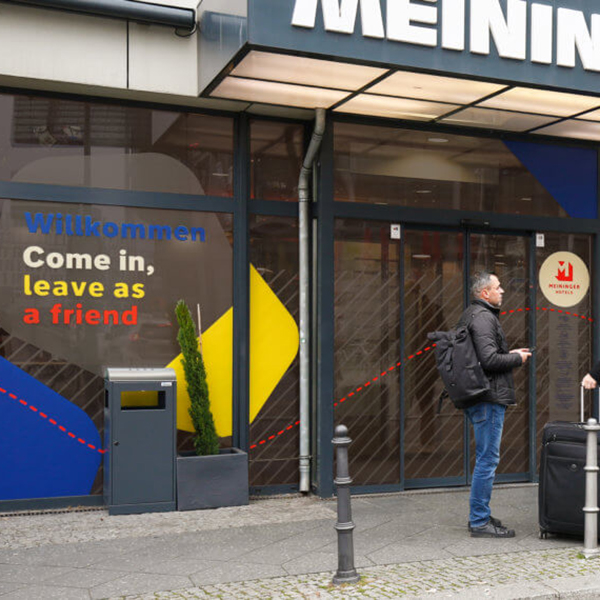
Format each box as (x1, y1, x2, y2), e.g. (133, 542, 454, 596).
(427, 313, 490, 410)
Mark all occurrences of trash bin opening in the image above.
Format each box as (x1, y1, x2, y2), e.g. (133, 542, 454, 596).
(120, 390, 165, 410)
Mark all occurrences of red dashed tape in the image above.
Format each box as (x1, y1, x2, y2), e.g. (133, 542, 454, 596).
(0, 387, 105, 454)
(249, 306, 594, 451)
(0, 305, 593, 456)
(250, 344, 439, 450)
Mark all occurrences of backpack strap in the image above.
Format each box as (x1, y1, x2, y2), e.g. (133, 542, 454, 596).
(436, 389, 449, 415)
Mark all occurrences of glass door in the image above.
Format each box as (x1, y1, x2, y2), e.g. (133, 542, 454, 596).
(469, 233, 531, 480)
(403, 229, 533, 486)
(333, 221, 593, 490)
(403, 230, 465, 484)
(333, 219, 402, 487)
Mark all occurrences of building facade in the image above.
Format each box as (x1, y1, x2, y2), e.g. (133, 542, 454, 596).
(0, 0, 599, 508)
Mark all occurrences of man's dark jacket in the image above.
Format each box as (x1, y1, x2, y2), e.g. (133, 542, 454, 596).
(590, 361, 600, 384)
(458, 299, 522, 406)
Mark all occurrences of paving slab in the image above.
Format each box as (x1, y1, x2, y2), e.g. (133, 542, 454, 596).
(0, 584, 93, 600)
(108, 547, 600, 600)
(90, 573, 192, 599)
(0, 563, 75, 585)
(41, 567, 135, 588)
(0, 583, 25, 596)
(2, 484, 598, 600)
(546, 574, 600, 598)
(280, 550, 375, 576)
(0, 543, 115, 568)
(189, 562, 288, 587)
(89, 556, 221, 577)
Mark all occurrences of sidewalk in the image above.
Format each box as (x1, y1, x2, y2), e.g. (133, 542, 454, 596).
(0, 484, 598, 599)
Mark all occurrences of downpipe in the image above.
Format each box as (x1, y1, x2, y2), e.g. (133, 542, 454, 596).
(4, 0, 196, 32)
(298, 108, 325, 493)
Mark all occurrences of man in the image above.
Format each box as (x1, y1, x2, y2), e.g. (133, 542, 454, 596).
(460, 272, 531, 538)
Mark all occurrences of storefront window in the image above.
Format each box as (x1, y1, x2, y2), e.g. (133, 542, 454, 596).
(470, 233, 531, 477)
(403, 230, 464, 481)
(535, 233, 593, 464)
(248, 215, 299, 486)
(0, 198, 233, 500)
(334, 122, 597, 219)
(251, 120, 303, 201)
(333, 219, 401, 486)
(0, 94, 234, 196)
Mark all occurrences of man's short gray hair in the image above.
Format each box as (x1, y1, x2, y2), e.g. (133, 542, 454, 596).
(471, 271, 495, 298)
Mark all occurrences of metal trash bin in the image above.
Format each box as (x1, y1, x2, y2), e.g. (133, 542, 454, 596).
(104, 368, 176, 515)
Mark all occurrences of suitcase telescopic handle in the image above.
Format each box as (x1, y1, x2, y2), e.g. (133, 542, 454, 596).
(581, 384, 586, 423)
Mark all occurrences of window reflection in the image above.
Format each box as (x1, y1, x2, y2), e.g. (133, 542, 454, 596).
(251, 120, 303, 201)
(0, 95, 234, 196)
(334, 122, 573, 217)
(249, 214, 299, 486)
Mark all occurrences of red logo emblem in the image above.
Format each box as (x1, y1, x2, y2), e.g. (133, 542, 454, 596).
(556, 261, 574, 282)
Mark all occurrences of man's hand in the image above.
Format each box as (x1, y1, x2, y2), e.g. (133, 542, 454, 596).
(510, 348, 532, 364)
(582, 373, 598, 390)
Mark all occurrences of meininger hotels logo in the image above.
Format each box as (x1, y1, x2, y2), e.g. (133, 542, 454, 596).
(292, 0, 600, 72)
(539, 251, 590, 308)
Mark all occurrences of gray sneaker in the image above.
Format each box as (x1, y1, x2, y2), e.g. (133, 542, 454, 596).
(470, 520, 515, 538)
(468, 515, 502, 532)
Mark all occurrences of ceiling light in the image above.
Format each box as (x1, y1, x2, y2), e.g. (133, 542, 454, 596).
(368, 71, 506, 104)
(428, 137, 449, 143)
(440, 107, 558, 131)
(416, 189, 432, 194)
(478, 87, 600, 117)
(335, 94, 459, 120)
(412, 254, 431, 259)
(521, 197, 532, 202)
(532, 119, 600, 141)
(575, 108, 600, 122)
(211, 77, 349, 109)
(232, 51, 388, 91)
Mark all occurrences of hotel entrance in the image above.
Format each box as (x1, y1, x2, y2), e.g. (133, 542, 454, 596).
(327, 119, 597, 492)
(332, 221, 593, 491)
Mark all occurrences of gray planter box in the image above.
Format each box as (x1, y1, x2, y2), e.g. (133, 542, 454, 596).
(176, 448, 249, 511)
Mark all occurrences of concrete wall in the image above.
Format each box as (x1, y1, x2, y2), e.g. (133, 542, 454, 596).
(0, 1, 238, 108)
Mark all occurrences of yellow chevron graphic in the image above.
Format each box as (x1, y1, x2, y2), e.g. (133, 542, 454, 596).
(168, 266, 299, 437)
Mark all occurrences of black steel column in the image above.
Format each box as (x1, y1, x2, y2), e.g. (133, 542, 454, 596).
(594, 232, 600, 420)
(464, 230, 471, 484)
(528, 232, 538, 480)
(233, 114, 250, 452)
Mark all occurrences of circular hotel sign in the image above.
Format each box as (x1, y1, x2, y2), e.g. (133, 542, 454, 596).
(539, 252, 590, 308)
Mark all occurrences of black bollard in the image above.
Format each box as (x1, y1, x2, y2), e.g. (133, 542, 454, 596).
(332, 424, 360, 585)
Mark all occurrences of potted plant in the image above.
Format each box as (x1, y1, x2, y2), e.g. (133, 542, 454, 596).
(175, 299, 248, 510)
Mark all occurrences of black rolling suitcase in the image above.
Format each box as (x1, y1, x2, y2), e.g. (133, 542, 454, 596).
(538, 386, 600, 539)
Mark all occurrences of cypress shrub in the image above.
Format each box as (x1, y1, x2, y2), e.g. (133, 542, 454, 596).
(175, 299, 219, 456)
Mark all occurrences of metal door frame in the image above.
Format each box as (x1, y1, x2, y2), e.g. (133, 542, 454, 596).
(399, 225, 536, 489)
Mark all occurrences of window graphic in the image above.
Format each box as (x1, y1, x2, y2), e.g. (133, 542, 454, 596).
(539, 252, 590, 308)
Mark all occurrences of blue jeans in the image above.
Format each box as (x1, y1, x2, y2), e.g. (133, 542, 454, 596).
(464, 402, 507, 528)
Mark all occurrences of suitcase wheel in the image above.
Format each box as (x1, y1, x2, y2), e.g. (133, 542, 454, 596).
(539, 528, 549, 540)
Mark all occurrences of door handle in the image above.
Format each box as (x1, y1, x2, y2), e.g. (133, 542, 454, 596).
(113, 441, 120, 446)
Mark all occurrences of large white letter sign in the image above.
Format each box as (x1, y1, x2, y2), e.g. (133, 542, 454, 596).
(531, 3, 553, 64)
(470, 0, 527, 60)
(557, 8, 600, 71)
(292, 0, 384, 38)
(442, 0, 466, 51)
(387, 0, 437, 47)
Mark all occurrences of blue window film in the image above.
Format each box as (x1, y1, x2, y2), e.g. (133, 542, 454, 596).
(504, 140, 598, 219)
